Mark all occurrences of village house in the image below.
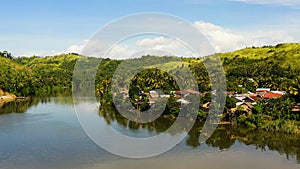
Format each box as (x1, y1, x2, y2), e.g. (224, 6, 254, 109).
(149, 90, 159, 98)
(229, 102, 253, 119)
(256, 88, 271, 94)
(225, 91, 235, 97)
(254, 88, 284, 99)
(177, 98, 191, 105)
(263, 92, 285, 99)
(233, 92, 256, 107)
(122, 86, 288, 113)
(160, 94, 170, 98)
(291, 103, 300, 113)
(225, 87, 287, 117)
(202, 102, 211, 110)
(175, 89, 199, 98)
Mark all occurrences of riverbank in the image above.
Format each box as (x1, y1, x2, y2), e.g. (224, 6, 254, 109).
(0, 89, 16, 103)
(102, 100, 300, 135)
(194, 118, 300, 134)
(219, 119, 300, 134)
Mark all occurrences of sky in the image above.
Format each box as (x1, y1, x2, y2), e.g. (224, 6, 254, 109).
(1, 0, 300, 57)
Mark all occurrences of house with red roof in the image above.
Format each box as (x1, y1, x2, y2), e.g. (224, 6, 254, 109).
(263, 92, 284, 99)
(248, 94, 261, 101)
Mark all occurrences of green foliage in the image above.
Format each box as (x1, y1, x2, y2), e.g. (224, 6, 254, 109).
(225, 95, 236, 110)
(0, 53, 82, 96)
(221, 44, 300, 101)
(1, 43, 300, 132)
(234, 95, 300, 133)
(165, 94, 180, 115)
(256, 95, 296, 120)
(2, 43, 300, 100)
(197, 109, 207, 120)
(129, 68, 179, 94)
(201, 92, 212, 104)
(0, 51, 13, 59)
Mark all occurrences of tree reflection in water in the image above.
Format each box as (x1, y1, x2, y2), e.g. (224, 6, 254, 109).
(99, 105, 300, 163)
(0, 98, 41, 114)
(1, 100, 299, 163)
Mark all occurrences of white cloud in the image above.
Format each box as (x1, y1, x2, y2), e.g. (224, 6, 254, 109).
(19, 50, 62, 57)
(194, 21, 245, 52)
(136, 36, 173, 47)
(66, 41, 86, 54)
(194, 20, 299, 53)
(136, 36, 192, 56)
(136, 36, 182, 53)
(107, 44, 136, 59)
(65, 20, 300, 58)
(69, 39, 111, 58)
(68, 40, 146, 59)
(228, 0, 300, 6)
(67, 36, 193, 59)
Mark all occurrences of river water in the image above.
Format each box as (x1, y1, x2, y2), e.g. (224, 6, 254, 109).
(0, 97, 299, 169)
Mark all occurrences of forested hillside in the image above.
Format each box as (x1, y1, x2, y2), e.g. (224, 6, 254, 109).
(221, 43, 300, 97)
(0, 43, 300, 100)
(0, 52, 81, 96)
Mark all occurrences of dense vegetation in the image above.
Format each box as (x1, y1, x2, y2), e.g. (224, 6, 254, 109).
(2, 44, 299, 98)
(0, 52, 81, 96)
(94, 44, 300, 103)
(1, 43, 300, 133)
(93, 44, 300, 133)
(222, 43, 300, 98)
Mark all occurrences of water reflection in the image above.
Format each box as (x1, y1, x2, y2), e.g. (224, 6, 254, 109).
(0, 97, 299, 163)
(99, 104, 176, 137)
(99, 105, 300, 163)
(0, 98, 40, 114)
(0, 96, 74, 114)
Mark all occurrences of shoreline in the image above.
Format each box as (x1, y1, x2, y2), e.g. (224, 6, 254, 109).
(0, 89, 16, 103)
(0, 95, 16, 103)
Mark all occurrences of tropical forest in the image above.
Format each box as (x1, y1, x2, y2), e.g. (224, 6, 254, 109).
(1, 43, 300, 134)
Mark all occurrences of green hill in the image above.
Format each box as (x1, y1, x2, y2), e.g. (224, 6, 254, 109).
(0, 43, 300, 98)
(219, 43, 300, 68)
(0, 53, 82, 96)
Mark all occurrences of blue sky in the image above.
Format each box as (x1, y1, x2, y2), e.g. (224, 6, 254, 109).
(1, 0, 300, 56)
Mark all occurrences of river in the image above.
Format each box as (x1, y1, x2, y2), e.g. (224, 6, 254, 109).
(0, 96, 299, 169)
